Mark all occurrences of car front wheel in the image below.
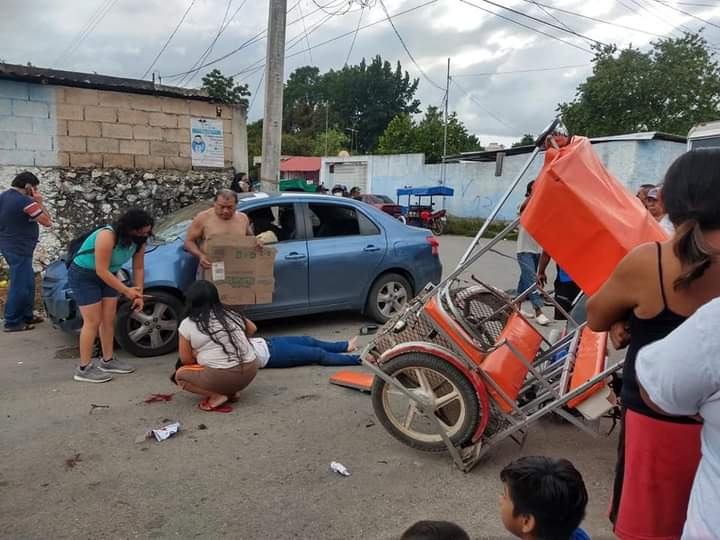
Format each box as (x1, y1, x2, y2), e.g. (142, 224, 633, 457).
(115, 290, 183, 357)
(366, 273, 412, 323)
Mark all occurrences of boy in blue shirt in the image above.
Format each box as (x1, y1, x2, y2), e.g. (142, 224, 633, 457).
(0, 171, 52, 331)
(500, 456, 591, 540)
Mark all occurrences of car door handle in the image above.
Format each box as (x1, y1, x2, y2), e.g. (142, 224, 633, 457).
(284, 252, 306, 260)
(363, 245, 381, 252)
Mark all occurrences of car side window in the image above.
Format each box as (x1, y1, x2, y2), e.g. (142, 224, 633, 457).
(246, 204, 297, 243)
(308, 203, 379, 238)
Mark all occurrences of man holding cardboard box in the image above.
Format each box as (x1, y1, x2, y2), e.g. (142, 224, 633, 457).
(184, 189, 253, 271)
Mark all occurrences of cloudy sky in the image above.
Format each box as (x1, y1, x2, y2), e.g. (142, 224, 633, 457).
(3, 0, 720, 146)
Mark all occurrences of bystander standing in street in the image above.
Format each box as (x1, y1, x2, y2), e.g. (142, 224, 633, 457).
(636, 183, 656, 208)
(230, 172, 250, 194)
(69, 209, 153, 383)
(184, 189, 253, 272)
(645, 186, 675, 236)
(516, 181, 549, 326)
(350, 186, 362, 199)
(0, 171, 52, 332)
(587, 148, 720, 540)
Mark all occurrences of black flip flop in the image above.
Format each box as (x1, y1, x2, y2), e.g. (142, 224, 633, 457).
(4, 324, 35, 333)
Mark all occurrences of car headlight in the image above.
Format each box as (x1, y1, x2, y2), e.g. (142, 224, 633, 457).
(116, 269, 130, 284)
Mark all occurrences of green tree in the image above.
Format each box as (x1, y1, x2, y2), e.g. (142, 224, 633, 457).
(377, 106, 482, 163)
(512, 134, 535, 147)
(201, 69, 251, 105)
(310, 128, 349, 156)
(283, 56, 420, 152)
(247, 119, 263, 178)
(559, 33, 720, 137)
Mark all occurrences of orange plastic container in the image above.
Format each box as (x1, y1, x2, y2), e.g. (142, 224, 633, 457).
(521, 137, 667, 295)
(480, 313, 543, 413)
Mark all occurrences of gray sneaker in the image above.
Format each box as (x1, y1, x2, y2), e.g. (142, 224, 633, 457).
(74, 363, 113, 383)
(97, 357, 135, 374)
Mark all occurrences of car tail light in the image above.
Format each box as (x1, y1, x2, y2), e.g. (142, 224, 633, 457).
(426, 236, 439, 256)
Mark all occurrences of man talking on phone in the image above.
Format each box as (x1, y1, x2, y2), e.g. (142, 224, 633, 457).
(0, 171, 52, 332)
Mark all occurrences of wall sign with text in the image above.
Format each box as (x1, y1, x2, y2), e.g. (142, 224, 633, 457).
(190, 117, 224, 168)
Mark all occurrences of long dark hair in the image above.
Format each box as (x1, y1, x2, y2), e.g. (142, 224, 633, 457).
(112, 208, 154, 248)
(184, 280, 248, 359)
(662, 149, 720, 289)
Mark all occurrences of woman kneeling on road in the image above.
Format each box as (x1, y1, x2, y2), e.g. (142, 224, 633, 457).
(175, 281, 259, 412)
(69, 208, 153, 383)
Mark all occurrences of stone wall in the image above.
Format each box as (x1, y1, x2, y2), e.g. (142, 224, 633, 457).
(0, 80, 247, 172)
(0, 165, 231, 267)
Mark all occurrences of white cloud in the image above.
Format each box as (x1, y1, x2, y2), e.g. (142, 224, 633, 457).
(2, 0, 716, 140)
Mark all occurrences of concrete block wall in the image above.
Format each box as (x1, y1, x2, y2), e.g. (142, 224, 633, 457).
(0, 81, 59, 167)
(0, 79, 239, 171)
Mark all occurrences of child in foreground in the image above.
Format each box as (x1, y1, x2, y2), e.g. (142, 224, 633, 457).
(401, 520, 470, 540)
(500, 456, 590, 540)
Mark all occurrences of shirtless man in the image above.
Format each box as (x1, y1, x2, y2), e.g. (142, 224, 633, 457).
(185, 189, 253, 270)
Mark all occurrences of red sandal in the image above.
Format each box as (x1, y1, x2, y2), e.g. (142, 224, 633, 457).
(198, 398, 233, 413)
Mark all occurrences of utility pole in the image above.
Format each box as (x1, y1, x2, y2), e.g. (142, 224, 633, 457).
(260, 0, 287, 192)
(441, 57, 450, 185)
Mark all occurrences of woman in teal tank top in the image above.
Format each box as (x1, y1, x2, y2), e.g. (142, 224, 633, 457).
(67, 208, 154, 383)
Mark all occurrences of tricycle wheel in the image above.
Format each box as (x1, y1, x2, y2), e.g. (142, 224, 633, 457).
(397, 215, 407, 224)
(372, 352, 480, 452)
(430, 218, 445, 236)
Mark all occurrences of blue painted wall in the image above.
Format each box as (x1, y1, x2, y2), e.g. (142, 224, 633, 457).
(0, 80, 58, 167)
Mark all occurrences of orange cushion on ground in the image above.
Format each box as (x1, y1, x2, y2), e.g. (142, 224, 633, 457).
(481, 313, 543, 413)
(521, 137, 667, 295)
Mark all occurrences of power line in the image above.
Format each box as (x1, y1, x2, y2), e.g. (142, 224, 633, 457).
(377, 0, 446, 91)
(142, 0, 197, 79)
(527, 0, 668, 38)
(344, 5, 365, 66)
(527, 0, 596, 48)
(177, 0, 249, 86)
(228, 0, 440, 79)
(162, 2, 324, 81)
(249, 71, 265, 112)
(297, 1, 315, 64)
(474, 0, 609, 48)
(648, 0, 720, 31)
(53, 0, 121, 66)
(452, 79, 515, 129)
(454, 63, 591, 77)
(458, 0, 595, 54)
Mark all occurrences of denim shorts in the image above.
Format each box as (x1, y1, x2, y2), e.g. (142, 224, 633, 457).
(68, 263, 118, 306)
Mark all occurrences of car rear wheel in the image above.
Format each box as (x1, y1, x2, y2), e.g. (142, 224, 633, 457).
(115, 290, 183, 357)
(366, 272, 412, 323)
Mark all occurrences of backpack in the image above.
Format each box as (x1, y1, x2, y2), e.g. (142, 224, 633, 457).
(64, 227, 104, 268)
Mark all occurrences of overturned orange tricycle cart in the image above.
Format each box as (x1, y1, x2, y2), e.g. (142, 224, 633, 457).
(358, 119, 667, 472)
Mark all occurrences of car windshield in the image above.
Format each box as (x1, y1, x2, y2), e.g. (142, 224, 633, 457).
(374, 194, 394, 203)
(154, 200, 212, 241)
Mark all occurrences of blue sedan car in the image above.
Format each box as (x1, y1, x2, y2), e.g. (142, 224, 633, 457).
(42, 192, 442, 357)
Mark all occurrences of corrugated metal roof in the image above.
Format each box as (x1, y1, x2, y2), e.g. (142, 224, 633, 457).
(446, 131, 686, 162)
(0, 62, 235, 104)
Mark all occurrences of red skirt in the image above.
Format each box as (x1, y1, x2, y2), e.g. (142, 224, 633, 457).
(612, 409, 702, 540)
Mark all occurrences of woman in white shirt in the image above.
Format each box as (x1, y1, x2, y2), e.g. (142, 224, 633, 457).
(175, 280, 258, 412)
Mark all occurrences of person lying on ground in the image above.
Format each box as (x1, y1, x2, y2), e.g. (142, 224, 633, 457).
(70, 208, 152, 383)
(242, 315, 360, 368)
(174, 280, 258, 413)
(500, 456, 590, 540)
(400, 521, 470, 540)
(637, 297, 720, 540)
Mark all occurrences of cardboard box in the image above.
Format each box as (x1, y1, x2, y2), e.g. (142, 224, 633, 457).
(202, 235, 277, 305)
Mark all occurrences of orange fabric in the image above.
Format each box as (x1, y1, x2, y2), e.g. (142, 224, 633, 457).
(567, 327, 608, 409)
(521, 137, 668, 295)
(481, 313, 543, 413)
(176, 364, 205, 373)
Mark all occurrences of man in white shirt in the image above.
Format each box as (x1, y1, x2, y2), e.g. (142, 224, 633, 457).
(637, 298, 720, 539)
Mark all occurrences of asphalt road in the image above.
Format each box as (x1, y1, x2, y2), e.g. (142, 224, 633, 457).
(0, 235, 617, 539)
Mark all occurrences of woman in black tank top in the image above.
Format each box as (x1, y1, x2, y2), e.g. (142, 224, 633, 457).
(587, 149, 720, 540)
